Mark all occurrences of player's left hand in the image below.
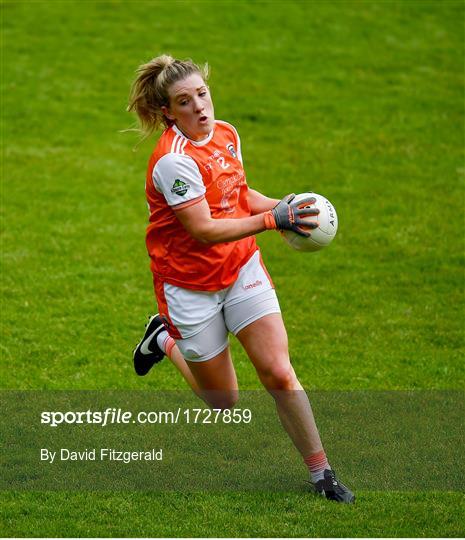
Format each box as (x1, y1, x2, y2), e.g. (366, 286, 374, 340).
(264, 193, 319, 237)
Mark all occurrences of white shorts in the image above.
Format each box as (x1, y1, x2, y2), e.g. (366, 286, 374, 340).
(161, 251, 281, 362)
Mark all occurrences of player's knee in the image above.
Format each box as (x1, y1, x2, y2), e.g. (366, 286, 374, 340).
(259, 363, 297, 391)
(202, 390, 239, 410)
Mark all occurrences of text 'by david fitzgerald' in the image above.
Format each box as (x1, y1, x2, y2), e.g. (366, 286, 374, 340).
(40, 448, 163, 464)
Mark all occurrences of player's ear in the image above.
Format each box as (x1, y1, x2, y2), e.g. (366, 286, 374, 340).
(161, 105, 175, 121)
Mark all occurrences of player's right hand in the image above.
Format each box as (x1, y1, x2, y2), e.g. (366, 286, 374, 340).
(264, 194, 319, 237)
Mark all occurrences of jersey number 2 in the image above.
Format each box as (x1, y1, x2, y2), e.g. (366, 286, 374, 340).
(217, 156, 230, 169)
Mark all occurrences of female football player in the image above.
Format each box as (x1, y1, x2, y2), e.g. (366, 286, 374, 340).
(128, 55, 354, 503)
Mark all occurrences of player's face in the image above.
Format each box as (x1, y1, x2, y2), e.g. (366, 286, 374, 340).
(163, 74, 215, 141)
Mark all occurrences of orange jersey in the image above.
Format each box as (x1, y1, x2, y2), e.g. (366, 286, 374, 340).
(145, 120, 257, 291)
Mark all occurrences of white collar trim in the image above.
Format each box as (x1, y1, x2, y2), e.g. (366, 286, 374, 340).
(172, 124, 214, 146)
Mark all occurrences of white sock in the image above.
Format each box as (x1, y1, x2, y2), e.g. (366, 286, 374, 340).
(304, 450, 331, 483)
(156, 330, 170, 353)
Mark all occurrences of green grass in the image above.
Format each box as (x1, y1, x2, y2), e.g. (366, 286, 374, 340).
(1, 0, 464, 537)
(1, 492, 463, 537)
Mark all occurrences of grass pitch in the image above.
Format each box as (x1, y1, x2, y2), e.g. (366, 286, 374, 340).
(1, 0, 464, 537)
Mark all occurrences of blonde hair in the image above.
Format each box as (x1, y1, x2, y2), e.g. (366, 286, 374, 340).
(127, 54, 209, 141)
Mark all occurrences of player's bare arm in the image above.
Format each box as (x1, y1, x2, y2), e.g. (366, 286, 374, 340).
(174, 197, 268, 244)
(175, 193, 320, 244)
(247, 188, 279, 214)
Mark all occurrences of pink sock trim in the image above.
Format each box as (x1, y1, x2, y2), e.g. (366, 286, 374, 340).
(303, 449, 329, 473)
(164, 336, 175, 358)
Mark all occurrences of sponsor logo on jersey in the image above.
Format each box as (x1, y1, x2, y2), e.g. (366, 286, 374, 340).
(217, 169, 245, 213)
(171, 179, 190, 196)
(227, 143, 237, 159)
